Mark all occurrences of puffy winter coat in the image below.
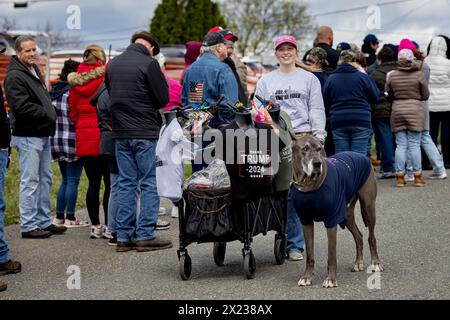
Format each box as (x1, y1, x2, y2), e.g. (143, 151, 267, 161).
(68, 61, 104, 157)
(424, 36, 450, 112)
(386, 60, 429, 133)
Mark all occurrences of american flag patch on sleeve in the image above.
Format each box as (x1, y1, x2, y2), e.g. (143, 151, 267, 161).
(189, 81, 204, 102)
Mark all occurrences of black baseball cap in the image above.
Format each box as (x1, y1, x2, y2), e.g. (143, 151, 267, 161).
(202, 32, 233, 47)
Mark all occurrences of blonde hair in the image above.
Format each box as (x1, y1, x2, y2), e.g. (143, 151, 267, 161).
(83, 44, 106, 65)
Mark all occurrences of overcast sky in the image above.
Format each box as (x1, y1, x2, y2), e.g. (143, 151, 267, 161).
(1, 0, 449, 53)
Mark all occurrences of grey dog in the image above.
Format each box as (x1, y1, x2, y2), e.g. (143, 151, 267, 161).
(290, 135, 384, 288)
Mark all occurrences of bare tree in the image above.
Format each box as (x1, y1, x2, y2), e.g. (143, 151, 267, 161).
(0, 16, 18, 32)
(221, 0, 314, 56)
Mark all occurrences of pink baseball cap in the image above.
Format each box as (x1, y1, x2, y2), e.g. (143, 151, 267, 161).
(275, 35, 297, 50)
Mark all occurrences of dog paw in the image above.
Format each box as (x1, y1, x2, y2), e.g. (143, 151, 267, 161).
(370, 263, 384, 272)
(298, 277, 312, 287)
(351, 262, 364, 272)
(322, 278, 338, 288)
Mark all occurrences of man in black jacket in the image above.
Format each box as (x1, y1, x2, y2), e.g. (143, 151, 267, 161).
(5, 36, 66, 239)
(105, 31, 172, 252)
(303, 26, 339, 73)
(0, 45, 22, 292)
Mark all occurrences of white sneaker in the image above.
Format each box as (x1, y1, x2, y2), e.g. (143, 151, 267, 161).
(64, 219, 90, 228)
(171, 206, 179, 218)
(405, 173, 414, 182)
(156, 218, 170, 230)
(288, 251, 304, 261)
(158, 207, 166, 216)
(53, 217, 65, 227)
(428, 172, 448, 180)
(90, 225, 105, 239)
(102, 227, 114, 239)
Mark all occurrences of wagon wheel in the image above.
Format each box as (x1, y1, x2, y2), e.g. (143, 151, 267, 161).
(213, 242, 226, 266)
(179, 253, 192, 281)
(243, 250, 256, 279)
(274, 235, 286, 265)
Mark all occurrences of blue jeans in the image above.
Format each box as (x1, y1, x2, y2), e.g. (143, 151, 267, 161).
(0, 150, 10, 264)
(286, 192, 304, 254)
(373, 119, 395, 173)
(107, 172, 119, 233)
(333, 126, 372, 155)
(395, 131, 422, 173)
(11, 136, 52, 233)
(407, 130, 445, 175)
(115, 139, 159, 242)
(56, 160, 83, 218)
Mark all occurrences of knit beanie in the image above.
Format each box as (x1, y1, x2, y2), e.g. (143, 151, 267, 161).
(398, 49, 415, 61)
(398, 39, 416, 52)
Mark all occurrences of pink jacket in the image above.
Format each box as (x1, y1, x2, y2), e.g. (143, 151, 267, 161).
(165, 77, 182, 111)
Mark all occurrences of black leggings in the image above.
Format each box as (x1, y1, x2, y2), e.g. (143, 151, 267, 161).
(83, 156, 111, 226)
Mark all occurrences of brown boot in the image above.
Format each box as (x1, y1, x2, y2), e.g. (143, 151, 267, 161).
(414, 172, 426, 187)
(395, 172, 405, 187)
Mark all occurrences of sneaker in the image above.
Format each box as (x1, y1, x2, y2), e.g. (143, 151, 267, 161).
(377, 172, 395, 179)
(156, 218, 170, 230)
(288, 251, 304, 261)
(135, 237, 173, 252)
(108, 233, 117, 246)
(64, 219, 90, 228)
(52, 217, 65, 227)
(90, 225, 105, 239)
(428, 172, 448, 180)
(0, 260, 22, 276)
(405, 173, 415, 182)
(158, 207, 166, 216)
(21, 229, 52, 239)
(43, 224, 67, 234)
(171, 206, 179, 219)
(102, 228, 114, 239)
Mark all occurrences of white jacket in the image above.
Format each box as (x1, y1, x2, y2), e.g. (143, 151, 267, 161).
(425, 36, 450, 112)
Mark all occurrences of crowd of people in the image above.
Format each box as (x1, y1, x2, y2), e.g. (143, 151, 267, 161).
(0, 24, 449, 291)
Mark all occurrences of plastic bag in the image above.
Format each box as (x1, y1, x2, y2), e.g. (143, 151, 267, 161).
(184, 159, 231, 190)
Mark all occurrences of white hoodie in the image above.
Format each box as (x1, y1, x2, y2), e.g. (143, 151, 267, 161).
(424, 36, 450, 112)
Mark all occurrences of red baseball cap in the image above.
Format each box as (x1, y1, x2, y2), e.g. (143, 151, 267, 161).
(208, 26, 239, 42)
(275, 35, 297, 50)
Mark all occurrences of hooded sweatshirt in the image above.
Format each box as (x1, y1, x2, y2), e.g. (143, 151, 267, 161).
(424, 36, 450, 112)
(68, 61, 104, 157)
(180, 41, 202, 85)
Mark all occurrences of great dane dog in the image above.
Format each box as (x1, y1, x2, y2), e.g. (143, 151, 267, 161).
(290, 135, 384, 288)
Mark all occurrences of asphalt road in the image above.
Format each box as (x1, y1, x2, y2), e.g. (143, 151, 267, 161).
(1, 172, 449, 301)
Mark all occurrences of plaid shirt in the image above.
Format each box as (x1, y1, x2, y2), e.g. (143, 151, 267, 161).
(50, 92, 77, 162)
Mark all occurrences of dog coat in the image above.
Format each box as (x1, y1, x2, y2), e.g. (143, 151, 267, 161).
(291, 151, 372, 229)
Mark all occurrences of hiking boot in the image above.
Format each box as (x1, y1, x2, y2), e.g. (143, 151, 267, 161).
(0, 280, 6, 292)
(395, 172, 406, 188)
(21, 229, 52, 239)
(414, 172, 426, 187)
(116, 241, 136, 252)
(287, 251, 304, 261)
(428, 171, 448, 180)
(43, 224, 67, 234)
(0, 260, 22, 276)
(156, 218, 170, 231)
(135, 237, 173, 252)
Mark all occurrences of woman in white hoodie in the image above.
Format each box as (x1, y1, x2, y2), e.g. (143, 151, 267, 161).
(425, 35, 450, 168)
